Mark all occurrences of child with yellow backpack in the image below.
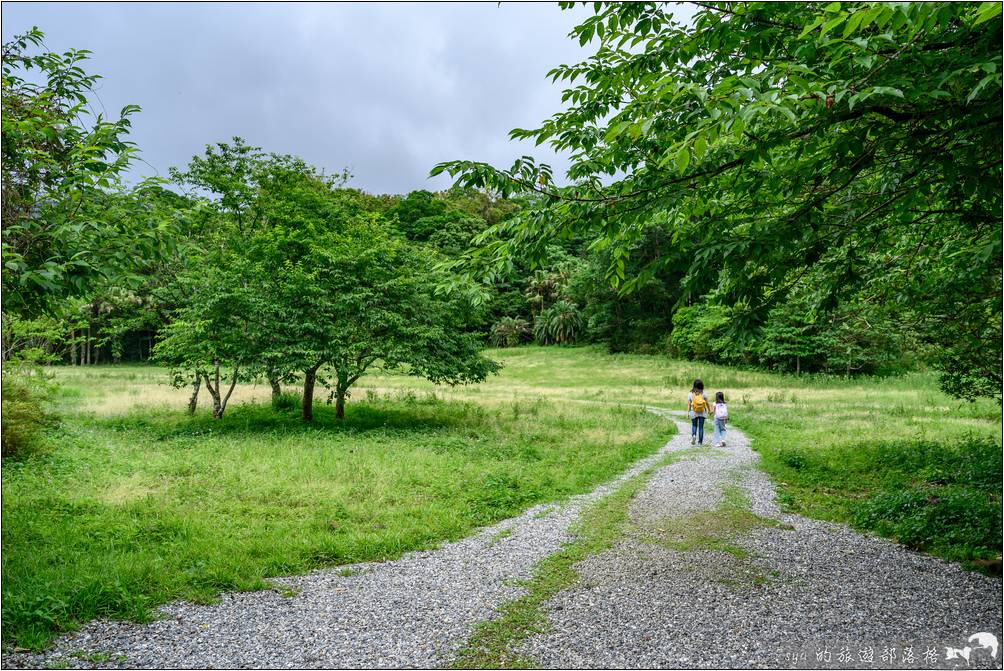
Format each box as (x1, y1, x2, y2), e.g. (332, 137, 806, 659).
(687, 378, 710, 445)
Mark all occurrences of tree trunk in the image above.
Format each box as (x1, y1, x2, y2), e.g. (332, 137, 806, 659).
(218, 367, 239, 418)
(269, 374, 282, 404)
(302, 365, 320, 422)
(334, 369, 349, 420)
(85, 325, 91, 365)
(796, 355, 801, 376)
(70, 330, 77, 366)
(187, 374, 202, 415)
(335, 390, 346, 420)
(205, 360, 223, 418)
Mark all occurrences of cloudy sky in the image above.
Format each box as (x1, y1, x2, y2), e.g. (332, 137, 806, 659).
(1, 2, 615, 195)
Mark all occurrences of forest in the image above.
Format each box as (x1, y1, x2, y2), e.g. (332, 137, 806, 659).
(1, 1, 1001, 658)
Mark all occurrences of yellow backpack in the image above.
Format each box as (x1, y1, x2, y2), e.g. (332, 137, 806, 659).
(692, 392, 707, 413)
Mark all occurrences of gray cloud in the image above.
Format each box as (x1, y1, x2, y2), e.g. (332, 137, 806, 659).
(2, 2, 603, 194)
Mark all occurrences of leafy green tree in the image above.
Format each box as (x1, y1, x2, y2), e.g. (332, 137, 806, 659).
(568, 224, 688, 353)
(167, 139, 350, 401)
(434, 2, 1003, 398)
(160, 158, 500, 421)
(668, 302, 732, 362)
(387, 190, 447, 240)
(280, 216, 501, 421)
(756, 298, 831, 375)
(153, 267, 257, 418)
(1, 28, 162, 317)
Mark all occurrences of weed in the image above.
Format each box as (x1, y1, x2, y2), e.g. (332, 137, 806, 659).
(71, 650, 125, 664)
(488, 528, 514, 545)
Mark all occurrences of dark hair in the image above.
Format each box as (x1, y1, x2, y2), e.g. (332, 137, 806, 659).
(692, 379, 704, 393)
(716, 391, 725, 403)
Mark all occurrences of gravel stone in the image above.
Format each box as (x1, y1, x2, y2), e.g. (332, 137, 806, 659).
(517, 415, 1003, 669)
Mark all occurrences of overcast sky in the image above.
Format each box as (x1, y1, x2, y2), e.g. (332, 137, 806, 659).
(0, 2, 617, 195)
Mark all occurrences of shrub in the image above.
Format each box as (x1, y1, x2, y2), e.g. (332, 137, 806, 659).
(490, 317, 531, 348)
(1, 368, 56, 459)
(534, 300, 584, 345)
(271, 392, 300, 412)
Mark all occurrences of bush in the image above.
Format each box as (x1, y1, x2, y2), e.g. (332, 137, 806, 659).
(271, 392, 301, 412)
(534, 300, 584, 345)
(490, 317, 531, 348)
(853, 487, 1001, 562)
(1, 368, 56, 459)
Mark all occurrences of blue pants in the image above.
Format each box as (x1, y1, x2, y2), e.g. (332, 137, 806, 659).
(691, 416, 705, 443)
(713, 418, 727, 444)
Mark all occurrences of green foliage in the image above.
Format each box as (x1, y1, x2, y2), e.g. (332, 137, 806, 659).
(271, 392, 300, 412)
(387, 190, 446, 238)
(490, 317, 531, 348)
(1, 368, 56, 459)
(533, 300, 584, 345)
(434, 2, 1003, 399)
(159, 147, 500, 419)
(1, 28, 166, 317)
(763, 435, 1002, 565)
(668, 303, 731, 362)
(1, 366, 673, 649)
(567, 225, 686, 353)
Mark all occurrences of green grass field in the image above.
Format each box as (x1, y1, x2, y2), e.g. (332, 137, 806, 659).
(3, 346, 1000, 649)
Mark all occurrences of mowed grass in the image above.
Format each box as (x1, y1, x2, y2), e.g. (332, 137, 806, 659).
(2, 364, 676, 650)
(4, 346, 1001, 649)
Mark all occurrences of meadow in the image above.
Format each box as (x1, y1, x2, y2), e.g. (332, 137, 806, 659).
(2, 346, 1000, 649)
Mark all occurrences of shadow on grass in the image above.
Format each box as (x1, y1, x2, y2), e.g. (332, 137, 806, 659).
(92, 398, 479, 441)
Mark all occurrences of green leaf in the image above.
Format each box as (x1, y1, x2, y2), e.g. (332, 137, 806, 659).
(871, 86, 905, 98)
(818, 15, 846, 40)
(967, 73, 1000, 103)
(694, 134, 707, 159)
(676, 147, 690, 174)
(843, 8, 867, 38)
(973, 1, 1002, 26)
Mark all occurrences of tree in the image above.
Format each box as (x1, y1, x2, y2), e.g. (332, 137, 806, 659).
(159, 157, 501, 421)
(168, 139, 351, 403)
(2, 28, 162, 318)
(153, 268, 255, 419)
(534, 299, 585, 345)
(434, 2, 1003, 398)
(275, 215, 500, 421)
(490, 317, 531, 348)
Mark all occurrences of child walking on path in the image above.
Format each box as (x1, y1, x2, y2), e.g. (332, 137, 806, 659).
(712, 391, 728, 447)
(688, 379, 709, 445)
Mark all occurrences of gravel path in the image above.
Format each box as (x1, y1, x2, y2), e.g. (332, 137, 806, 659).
(6, 413, 1001, 669)
(516, 415, 1003, 670)
(3, 411, 690, 669)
